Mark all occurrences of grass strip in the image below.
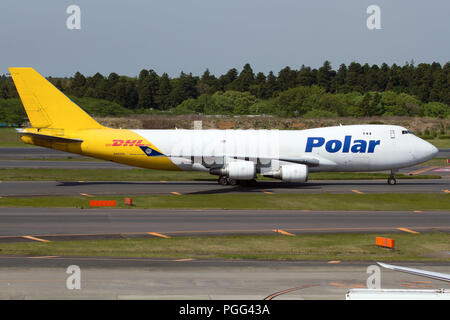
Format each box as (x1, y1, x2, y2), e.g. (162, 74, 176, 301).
(0, 193, 448, 211)
(0, 233, 448, 262)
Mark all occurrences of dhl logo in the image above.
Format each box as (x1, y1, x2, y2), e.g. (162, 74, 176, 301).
(109, 140, 146, 147)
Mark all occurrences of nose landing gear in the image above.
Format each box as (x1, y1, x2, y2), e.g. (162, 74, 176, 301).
(387, 170, 397, 185)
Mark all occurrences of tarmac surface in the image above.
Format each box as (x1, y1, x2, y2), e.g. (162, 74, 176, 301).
(0, 208, 449, 242)
(0, 257, 448, 299)
(0, 159, 128, 169)
(0, 147, 88, 159)
(0, 179, 448, 197)
(0, 146, 448, 300)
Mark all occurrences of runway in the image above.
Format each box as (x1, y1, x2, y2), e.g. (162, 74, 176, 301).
(1, 159, 448, 177)
(0, 208, 448, 242)
(0, 147, 87, 159)
(0, 257, 448, 299)
(0, 159, 129, 169)
(0, 179, 449, 197)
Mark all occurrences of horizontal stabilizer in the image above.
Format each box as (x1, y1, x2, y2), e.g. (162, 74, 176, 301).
(19, 131, 83, 144)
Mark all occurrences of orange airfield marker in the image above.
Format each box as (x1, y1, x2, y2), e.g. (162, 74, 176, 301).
(375, 237, 395, 249)
(89, 200, 117, 207)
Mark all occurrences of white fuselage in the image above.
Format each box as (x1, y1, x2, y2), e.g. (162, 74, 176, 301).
(133, 125, 438, 173)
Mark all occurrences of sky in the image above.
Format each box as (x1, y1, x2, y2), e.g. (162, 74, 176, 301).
(0, 0, 449, 77)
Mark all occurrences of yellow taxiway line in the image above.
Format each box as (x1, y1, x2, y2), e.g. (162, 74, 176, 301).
(397, 227, 420, 234)
(22, 235, 51, 242)
(408, 166, 438, 176)
(148, 232, 171, 239)
(273, 229, 296, 236)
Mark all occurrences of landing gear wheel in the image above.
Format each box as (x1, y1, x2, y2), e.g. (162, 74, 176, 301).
(387, 170, 397, 185)
(387, 177, 397, 185)
(227, 178, 238, 186)
(218, 176, 228, 186)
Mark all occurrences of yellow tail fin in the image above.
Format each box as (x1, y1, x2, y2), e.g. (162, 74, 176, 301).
(9, 67, 103, 130)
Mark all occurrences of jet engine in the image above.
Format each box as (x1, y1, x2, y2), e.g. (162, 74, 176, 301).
(269, 164, 309, 182)
(210, 161, 256, 180)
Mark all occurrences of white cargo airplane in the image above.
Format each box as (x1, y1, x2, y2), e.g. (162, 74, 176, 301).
(10, 67, 439, 185)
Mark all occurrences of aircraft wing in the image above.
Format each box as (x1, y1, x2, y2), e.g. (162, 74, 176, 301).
(166, 155, 321, 167)
(378, 262, 450, 282)
(278, 157, 320, 167)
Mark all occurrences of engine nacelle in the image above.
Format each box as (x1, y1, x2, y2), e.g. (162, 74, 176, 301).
(210, 161, 256, 180)
(272, 164, 308, 182)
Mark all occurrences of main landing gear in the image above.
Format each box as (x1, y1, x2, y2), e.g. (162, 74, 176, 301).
(217, 176, 257, 186)
(387, 170, 397, 185)
(218, 176, 237, 186)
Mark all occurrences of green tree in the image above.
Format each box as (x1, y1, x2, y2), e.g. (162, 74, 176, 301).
(137, 69, 160, 109)
(155, 73, 172, 110)
(236, 63, 255, 91)
(278, 66, 297, 91)
(317, 61, 334, 92)
(423, 102, 449, 118)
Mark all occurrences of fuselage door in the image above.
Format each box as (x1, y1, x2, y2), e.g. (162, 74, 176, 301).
(390, 129, 395, 139)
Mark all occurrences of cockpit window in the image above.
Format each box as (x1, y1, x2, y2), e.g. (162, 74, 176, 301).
(402, 130, 414, 135)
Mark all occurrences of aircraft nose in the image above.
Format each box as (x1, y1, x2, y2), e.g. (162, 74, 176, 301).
(415, 139, 438, 161)
(430, 144, 439, 158)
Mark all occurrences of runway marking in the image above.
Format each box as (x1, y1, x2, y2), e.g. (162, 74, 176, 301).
(262, 190, 274, 194)
(80, 193, 93, 197)
(264, 284, 319, 300)
(0, 255, 200, 263)
(78, 181, 85, 183)
(174, 258, 195, 262)
(147, 232, 170, 239)
(160, 180, 168, 183)
(400, 281, 433, 289)
(413, 210, 423, 213)
(328, 282, 366, 289)
(170, 192, 182, 196)
(2, 225, 448, 243)
(22, 236, 51, 243)
(397, 227, 420, 234)
(408, 166, 438, 175)
(273, 229, 295, 236)
(351, 189, 364, 194)
(328, 260, 341, 264)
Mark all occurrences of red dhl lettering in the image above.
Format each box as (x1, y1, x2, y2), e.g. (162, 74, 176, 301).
(112, 140, 123, 146)
(122, 140, 137, 146)
(111, 140, 145, 147)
